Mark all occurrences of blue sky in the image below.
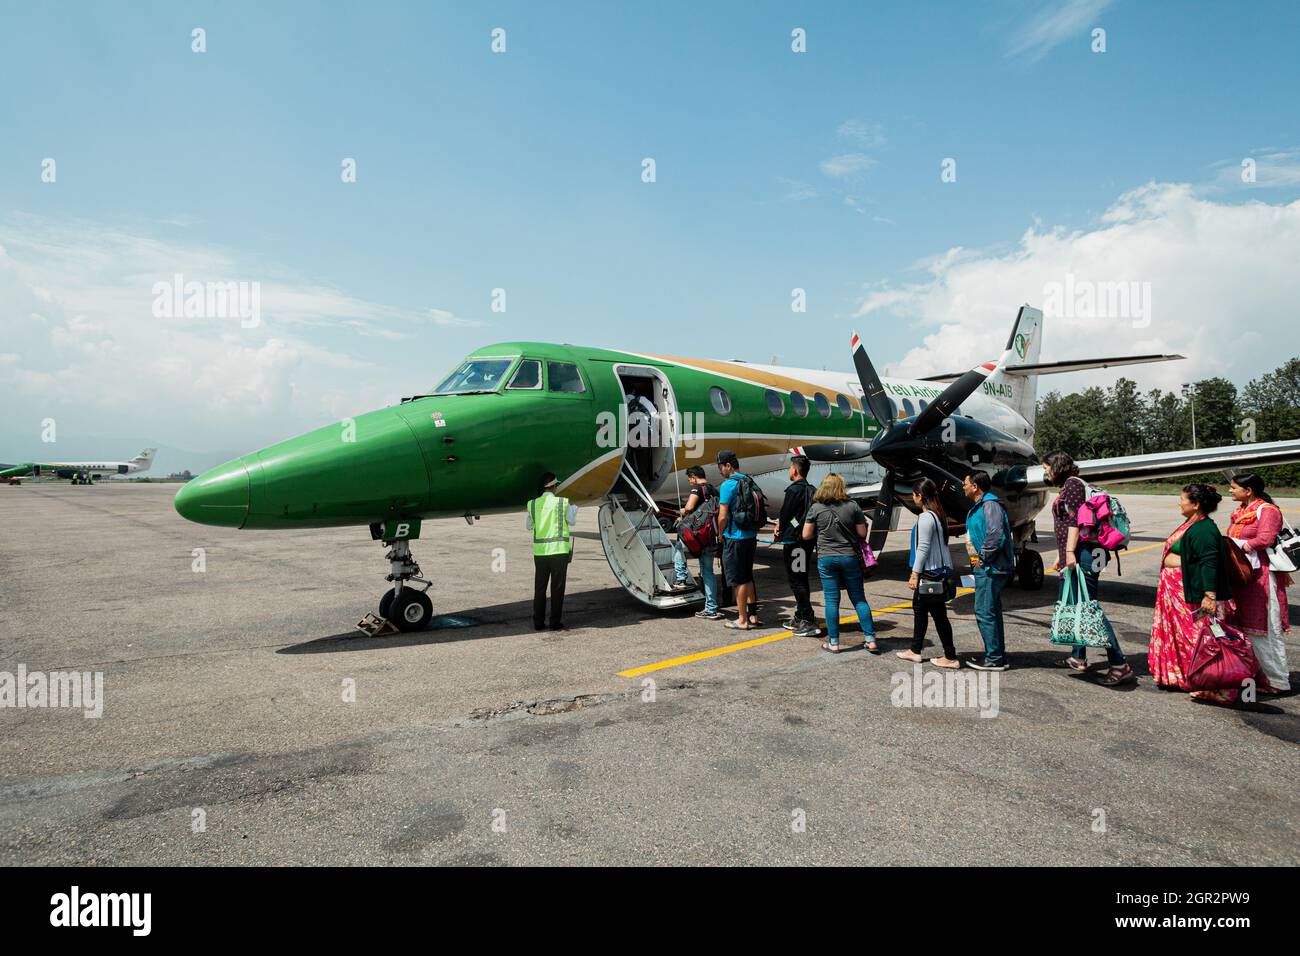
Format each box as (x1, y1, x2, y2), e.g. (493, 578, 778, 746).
(1, 1, 1299, 466)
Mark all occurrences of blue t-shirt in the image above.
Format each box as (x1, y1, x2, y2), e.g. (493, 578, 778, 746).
(719, 473, 758, 540)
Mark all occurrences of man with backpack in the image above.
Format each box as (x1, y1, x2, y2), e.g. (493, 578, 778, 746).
(962, 471, 1015, 670)
(776, 454, 818, 636)
(671, 465, 723, 619)
(716, 450, 765, 630)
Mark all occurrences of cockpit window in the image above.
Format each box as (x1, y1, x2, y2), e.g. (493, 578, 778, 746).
(547, 361, 586, 394)
(507, 359, 542, 390)
(431, 358, 513, 395)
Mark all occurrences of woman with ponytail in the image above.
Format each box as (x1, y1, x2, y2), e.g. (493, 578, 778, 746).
(896, 478, 960, 668)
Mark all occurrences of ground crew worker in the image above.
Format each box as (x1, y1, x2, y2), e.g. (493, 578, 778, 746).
(526, 472, 578, 630)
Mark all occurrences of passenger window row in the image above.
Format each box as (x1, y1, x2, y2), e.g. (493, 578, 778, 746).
(757, 387, 854, 419)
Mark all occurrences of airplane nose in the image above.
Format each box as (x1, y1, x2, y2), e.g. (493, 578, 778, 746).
(173, 458, 250, 527)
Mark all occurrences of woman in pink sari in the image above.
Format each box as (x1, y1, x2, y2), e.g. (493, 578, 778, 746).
(1148, 483, 1242, 704)
(1224, 474, 1292, 693)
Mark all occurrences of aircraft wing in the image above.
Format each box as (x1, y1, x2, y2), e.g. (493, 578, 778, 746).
(1019, 439, 1300, 490)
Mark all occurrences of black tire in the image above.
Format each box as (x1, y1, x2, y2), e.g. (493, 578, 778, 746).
(378, 588, 396, 620)
(389, 589, 432, 632)
(1018, 549, 1045, 590)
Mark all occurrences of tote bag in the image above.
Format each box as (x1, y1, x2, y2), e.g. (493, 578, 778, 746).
(1049, 567, 1112, 647)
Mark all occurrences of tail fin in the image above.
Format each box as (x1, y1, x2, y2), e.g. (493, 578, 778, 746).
(987, 306, 1043, 426)
(916, 304, 1182, 432)
(132, 448, 157, 466)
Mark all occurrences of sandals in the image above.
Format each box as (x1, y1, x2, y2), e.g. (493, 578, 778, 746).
(895, 650, 924, 663)
(865, 641, 880, 654)
(724, 621, 754, 631)
(821, 642, 841, 653)
(1055, 656, 1089, 671)
(930, 656, 961, 670)
(1098, 664, 1135, 687)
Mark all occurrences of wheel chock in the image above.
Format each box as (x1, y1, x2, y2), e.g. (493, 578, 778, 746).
(356, 612, 398, 637)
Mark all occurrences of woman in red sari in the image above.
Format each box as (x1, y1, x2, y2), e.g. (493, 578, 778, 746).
(1148, 483, 1242, 703)
(1224, 474, 1292, 693)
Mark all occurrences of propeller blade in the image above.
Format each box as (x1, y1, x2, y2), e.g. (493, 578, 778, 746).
(850, 331, 894, 430)
(907, 350, 1012, 437)
(866, 469, 895, 553)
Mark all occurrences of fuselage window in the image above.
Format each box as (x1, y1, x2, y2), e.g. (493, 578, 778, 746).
(902, 398, 916, 418)
(507, 359, 541, 390)
(709, 386, 732, 415)
(790, 390, 808, 417)
(547, 361, 586, 394)
(765, 389, 785, 417)
(836, 394, 853, 419)
(814, 392, 831, 418)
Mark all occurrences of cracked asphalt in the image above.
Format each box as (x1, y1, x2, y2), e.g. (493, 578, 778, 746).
(1, 483, 1297, 865)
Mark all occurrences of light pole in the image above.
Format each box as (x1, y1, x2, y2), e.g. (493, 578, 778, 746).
(1181, 383, 1198, 449)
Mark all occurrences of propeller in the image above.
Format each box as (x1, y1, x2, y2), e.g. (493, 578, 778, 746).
(906, 350, 1011, 437)
(848, 333, 1014, 542)
(850, 331, 894, 432)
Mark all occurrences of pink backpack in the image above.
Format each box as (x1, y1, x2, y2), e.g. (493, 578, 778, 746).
(1076, 482, 1132, 552)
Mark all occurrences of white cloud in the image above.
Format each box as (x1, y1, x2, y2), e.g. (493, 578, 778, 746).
(0, 218, 467, 451)
(1006, 0, 1112, 62)
(778, 177, 819, 201)
(1209, 148, 1300, 190)
(430, 308, 484, 328)
(819, 153, 877, 179)
(854, 182, 1300, 390)
(836, 120, 887, 149)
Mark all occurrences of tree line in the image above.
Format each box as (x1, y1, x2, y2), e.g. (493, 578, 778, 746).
(1033, 357, 1300, 488)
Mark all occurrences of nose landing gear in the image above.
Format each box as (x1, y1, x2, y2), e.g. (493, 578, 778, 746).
(372, 530, 433, 632)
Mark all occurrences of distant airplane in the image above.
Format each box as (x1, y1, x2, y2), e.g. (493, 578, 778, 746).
(0, 448, 156, 485)
(173, 307, 1300, 631)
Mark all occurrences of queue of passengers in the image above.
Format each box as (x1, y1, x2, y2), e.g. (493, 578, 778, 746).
(526, 449, 1293, 702)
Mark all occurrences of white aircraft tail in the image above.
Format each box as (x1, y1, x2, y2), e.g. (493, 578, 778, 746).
(978, 305, 1182, 431)
(131, 448, 157, 468)
(985, 306, 1043, 426)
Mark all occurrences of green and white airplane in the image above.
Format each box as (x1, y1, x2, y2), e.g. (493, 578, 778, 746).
(0, 448, 156, 485)
(174, 307, 1300, 630)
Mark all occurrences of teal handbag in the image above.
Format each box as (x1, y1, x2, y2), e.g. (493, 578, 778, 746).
(1050, 567, 1112, 647)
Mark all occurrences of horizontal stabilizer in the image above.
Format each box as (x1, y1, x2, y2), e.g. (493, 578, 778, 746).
(919, 354, 1183, 383)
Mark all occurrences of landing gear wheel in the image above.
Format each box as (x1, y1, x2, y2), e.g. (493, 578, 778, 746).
(1018, 549, 1044, 590)
(378, 588, 396, 620)
(387, 588, 432, 631)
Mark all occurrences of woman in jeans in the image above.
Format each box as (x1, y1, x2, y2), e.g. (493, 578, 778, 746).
(802, 473, 878, 654)
(897, 478, 959, 668)
(1043, 451, 1134, 687)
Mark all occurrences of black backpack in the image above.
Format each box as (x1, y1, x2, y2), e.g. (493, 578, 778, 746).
(730, 474, 766, 533)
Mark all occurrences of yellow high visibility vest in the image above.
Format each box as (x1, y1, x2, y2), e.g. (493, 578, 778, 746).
(529, 493, 572, 557)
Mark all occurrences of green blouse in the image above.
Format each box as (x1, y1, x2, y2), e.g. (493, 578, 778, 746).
(1175, 517, 1232, 605)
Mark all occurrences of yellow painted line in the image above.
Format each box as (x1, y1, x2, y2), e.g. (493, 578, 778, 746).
(617, 587, 975, 678)
(1043, 537, 1166, 574)
(618, 537, 1177, 679)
